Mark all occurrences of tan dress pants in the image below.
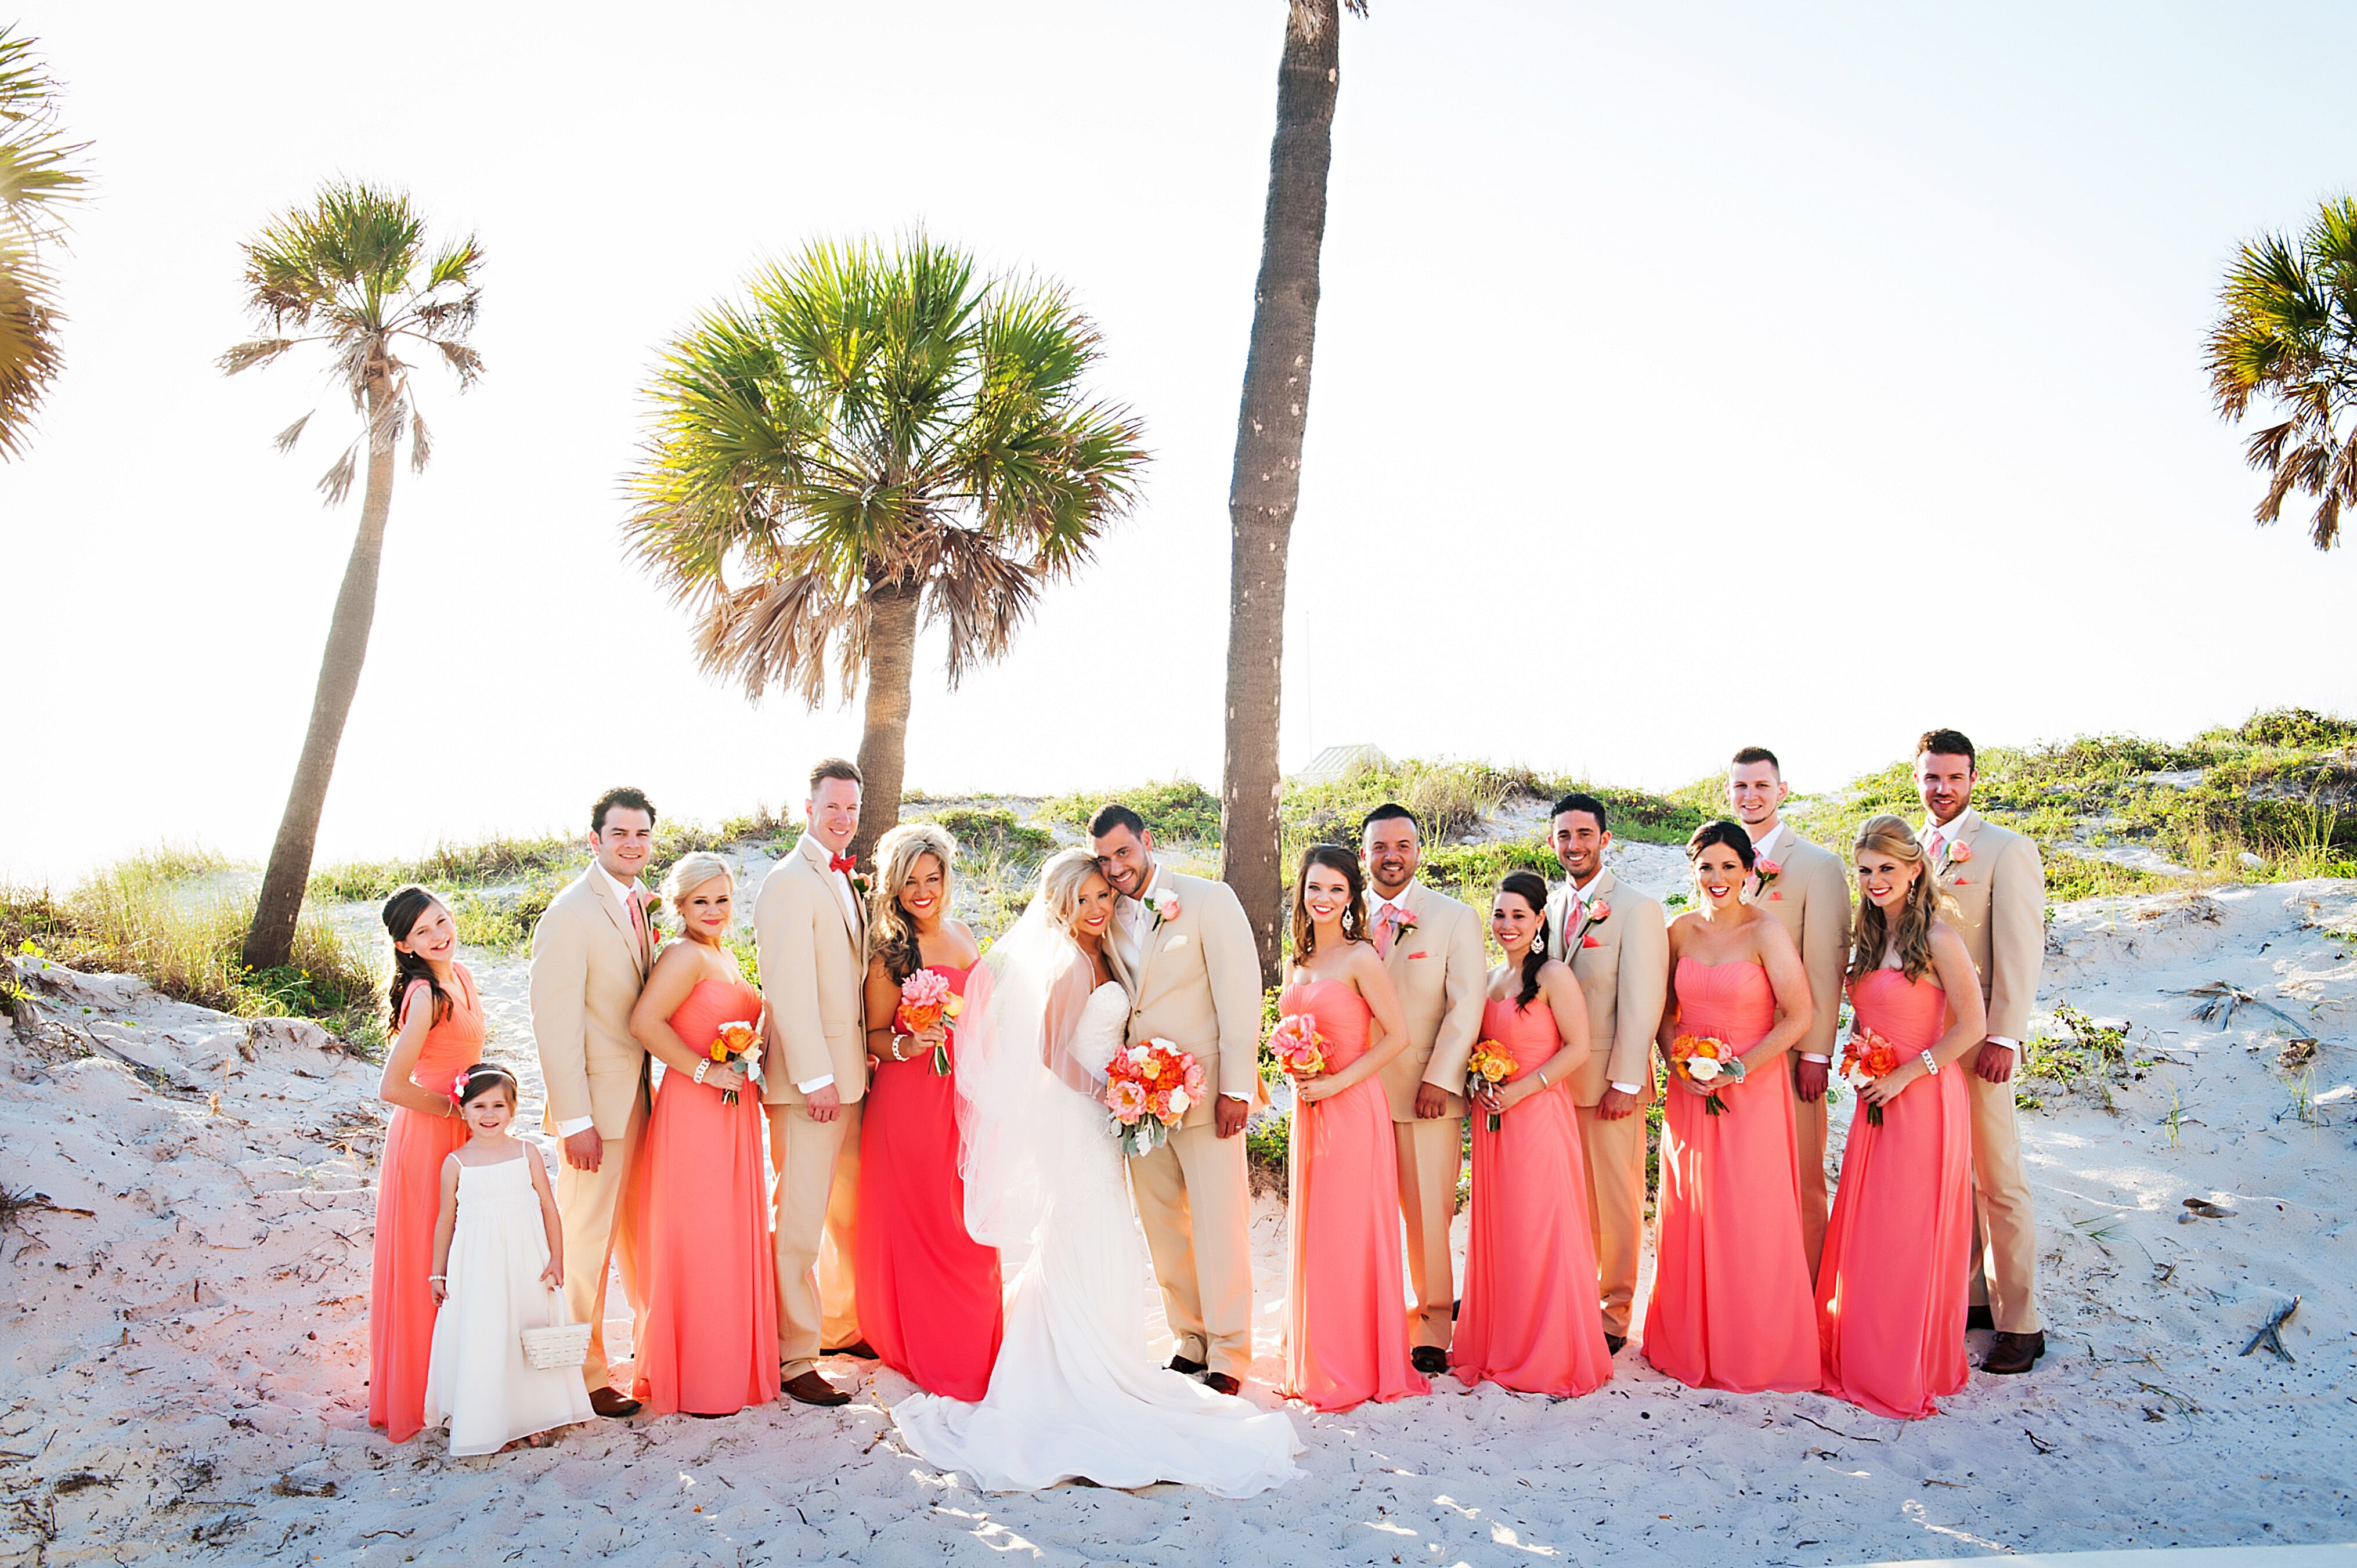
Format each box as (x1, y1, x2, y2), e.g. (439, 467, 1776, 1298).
(1790, 1057, 1831, 1281)
(1394, 1116, 1463, 1350)
(1965, 1068, 2041, 1333)
(1575, 1101, 1647, 1340)
(555, 1085, 649, 1397)
(1130, 1119, 1254, 1379)
(767, 1099, 863, 1379)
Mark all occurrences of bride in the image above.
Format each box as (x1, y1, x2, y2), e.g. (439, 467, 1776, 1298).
(890, 850, 1302, 1496)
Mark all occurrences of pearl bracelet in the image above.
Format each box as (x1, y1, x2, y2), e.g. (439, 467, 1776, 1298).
(1921, 1050, 1939, 1076)
(693, 1060, 710, 1085)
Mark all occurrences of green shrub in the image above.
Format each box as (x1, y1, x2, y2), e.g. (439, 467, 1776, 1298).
(920, 806, 1055, 862)
(2233, 707, 2357, 751)
(1038, 779, 1222, 843)
(310, 833, 579, 902)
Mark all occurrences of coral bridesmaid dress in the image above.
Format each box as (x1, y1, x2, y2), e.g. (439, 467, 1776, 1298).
(369, 967, 482, 1441)
(1642, 959, 1820, 1393)
(1280, 978, 1429, 1411)
(1816, 968, 1974, 1419)
(1453, 996, 1613, 1397)
(631, 976, 781, 1415)
(856, 963, 1005, 1400)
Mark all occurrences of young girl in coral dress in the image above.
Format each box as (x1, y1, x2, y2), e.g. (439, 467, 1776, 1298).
(626, 852, 779, 1416)
(423, 1064, 592, 1454)
(1452, 870, 1613, 1398)
(1277, 844, 1425, 1411)
(857, 822, 1003, 1400)
(1815, 814, 1987, 1419)
(1643, 820, 1821, 1393)
(369, 887, 482, 1443)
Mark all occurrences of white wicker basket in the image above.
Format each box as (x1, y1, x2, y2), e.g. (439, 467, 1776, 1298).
(521, 1289, 591, 1371)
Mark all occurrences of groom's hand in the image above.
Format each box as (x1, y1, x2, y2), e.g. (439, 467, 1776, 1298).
(562, 1128, 604, 1173)
(1414, 1083, 1451, 1119)
(806, 1082, 843, 1123)
(1214, 1094, 1250, 1139)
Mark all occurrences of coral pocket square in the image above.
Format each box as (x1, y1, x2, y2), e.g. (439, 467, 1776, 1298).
(1406, 951, 1428, 960)
(1581, 934, 1602, 948)
(1768, 892, 1783, 901)
(1952, 878, 1971, 886)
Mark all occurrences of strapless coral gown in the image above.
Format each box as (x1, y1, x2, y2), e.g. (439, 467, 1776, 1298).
(369, 968, 483, 1441)
(631, 975, 780, 1415)
(1454, 995, 1613, 1396)
(1279, 978, 1428, 1411)
(1642, 958, 1820, 1393)
(857, 963, 1005, 1400)
(1817, 968, 1974, 1419)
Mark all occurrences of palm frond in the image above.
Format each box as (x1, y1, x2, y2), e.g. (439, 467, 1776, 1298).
(316, 440, 360, 507)
(217, 337, 295, 377)
(0, 232, 62, 458)
(369, 384, 407, 456)
(409, 406, 432, 473)
(272, 411, 312, 453)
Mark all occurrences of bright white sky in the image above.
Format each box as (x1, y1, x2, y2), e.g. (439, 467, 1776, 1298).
(5, 1, 2354, 886)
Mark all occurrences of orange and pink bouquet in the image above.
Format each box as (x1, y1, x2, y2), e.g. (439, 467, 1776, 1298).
(1106, 1037, 1204, 1155)
(895, 969, 965, 1076)
(1266, 1013, 1327, 1083)
(1668, 1034, 1739, 1115)
(1842, 1023, 1904, 1126)
(710, 1019, 763, 1106)
(1464, 1038, 1517, 1130)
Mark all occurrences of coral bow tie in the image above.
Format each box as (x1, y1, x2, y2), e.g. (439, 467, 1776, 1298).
(829, 854, 857, 874)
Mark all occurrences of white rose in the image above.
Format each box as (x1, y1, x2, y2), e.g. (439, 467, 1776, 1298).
(1687, 1056, 1721, 1083)
(1167, 1087, 1192, 1117)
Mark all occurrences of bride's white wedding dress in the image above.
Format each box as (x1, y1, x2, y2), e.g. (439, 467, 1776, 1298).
(891, 971, 1302, 1496)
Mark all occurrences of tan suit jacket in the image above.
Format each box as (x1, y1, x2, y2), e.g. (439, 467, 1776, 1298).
(755, 836, 871, 1106)
(1372, 882, 1488, 1121)
(1752, 829, 1850, 1060)
(528, 868, 652, 1137)
(1928, 809, 2044, 1039)
(1544, 869, 1669, 1107)
(1111, 870, 1261, 1127)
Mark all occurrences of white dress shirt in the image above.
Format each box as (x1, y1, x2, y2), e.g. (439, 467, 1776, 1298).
(795, 832, 862, 1095)
(1563, 872, 1645, 1099)
(1113, 862, 1164, 979)
(1920, 810, 2015, 1056)
(555, 861, 645, 1138)
(1742, 819, 1828, 1064)
(1369, 882, 1414, 933)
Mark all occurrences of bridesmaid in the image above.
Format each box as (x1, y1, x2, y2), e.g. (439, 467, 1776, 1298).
(627, 853, 779, 1416)
(1816, 815, 1987, 1419)
(1279, 844, 1426, 1411)
(1642, 820, 1821, 1393)
(857, 822, 1003, 1400)
(369, 886, 482, 1443)
(1452, 871, 1613, 1398)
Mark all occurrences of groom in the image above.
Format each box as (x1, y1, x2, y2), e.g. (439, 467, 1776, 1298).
(1089, 805, 1262, 1396)
(528, 786, 659, 1417)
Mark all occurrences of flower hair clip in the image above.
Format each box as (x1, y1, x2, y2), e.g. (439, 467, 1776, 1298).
(452, 1070, 471, 1099)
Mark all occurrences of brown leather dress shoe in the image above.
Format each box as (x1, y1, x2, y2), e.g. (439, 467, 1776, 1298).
(1981, 1329, 2045, 1375)
(1167, 1354, 1208, 1378)
(1965, 1305, 1996, 1332)
(1604, 1334, 1627, 1356)
(1201, 1372, 1241, 1397)
(587, 1386, 642, 1419)
(781, 1370, 851, 1407)
(824, 1339, 879, 1360)
(1410, 1346, 1449, 1378)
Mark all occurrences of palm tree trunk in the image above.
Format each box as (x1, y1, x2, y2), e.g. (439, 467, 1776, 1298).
(849, 577, 922, 865)
(1219, 1, 1343, 983)
(242, 374, 399, 970)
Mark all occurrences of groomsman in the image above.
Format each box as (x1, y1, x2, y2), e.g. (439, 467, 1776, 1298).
(1543, 792, 1669, 1354)
(1915, 729, 2046, 1375)
(1091, 805, 1262, 1396)
(1726, 747, 1849, 1278)
(756, 758, 873, 1407)
(529, 786, 659, 1417)
(1360, 804, 1487, 1378)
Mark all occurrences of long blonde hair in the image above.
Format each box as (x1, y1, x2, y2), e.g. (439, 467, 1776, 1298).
(1848, 814, 1941, 982)
(870, 821, 959, 984)
(1035, 847, 1104, 939)
(659, 852, 734, 947)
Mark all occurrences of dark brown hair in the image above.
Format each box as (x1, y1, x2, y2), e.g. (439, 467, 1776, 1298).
(1687, 818, 1757, 869)
(1290, 844, 1369, 959)
(1731, 746, 1780, 773)
(382, 885, 452, 1028)
(456, 1062, 518, 1107)
(1497, 870, 1552, 1009)
(591, 786, 656, 834)
(808, 757, 863, 794)
(1915, 728, 1976, 771)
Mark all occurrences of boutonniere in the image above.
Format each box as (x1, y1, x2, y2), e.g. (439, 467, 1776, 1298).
(1752, 859, 1783, 900)
(636, 890, 665, 952)
(1937, 839, 1972, 880)
(1573, 899, 1612, 949)
(1142, 886, 1182, 930)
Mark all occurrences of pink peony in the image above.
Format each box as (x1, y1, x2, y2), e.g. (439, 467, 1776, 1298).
(900, 969, 952, 1009)
(1107, 1079, 1148, 1121)
(1182, 1061, 1208, 1097)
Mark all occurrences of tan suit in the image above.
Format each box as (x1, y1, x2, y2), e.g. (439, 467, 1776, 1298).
(1924, 808, 2044, 1335)
(1749, 827, 1850, 1279)
(755, 834, 871, 1377)
(528, 868, 652, 1394)
(1371, 882, 1486, 1350)
(1110, 869, 1261, 1379)
(1545, 868, 1669, 1339)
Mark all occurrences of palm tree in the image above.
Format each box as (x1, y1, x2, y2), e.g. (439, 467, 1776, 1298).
(626, 234, 1149, 862)
(0, 25, 93, 459)
(222, 183, 484, 970)
(1221, 0, 1363, 981)
(2206, 194, 2357, 552)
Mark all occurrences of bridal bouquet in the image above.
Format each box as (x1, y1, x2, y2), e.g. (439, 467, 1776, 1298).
(1464, 1039, 1517, 1130)
(1842, 1023, 1904, 1126)
(895, 969, 964, 1075)
(1668, 1034, 1739, 1115)
(1266, 1013, 1326, 1083)
(710, 1020, 763, 1107)
(1105, 1038, 1203, 1155)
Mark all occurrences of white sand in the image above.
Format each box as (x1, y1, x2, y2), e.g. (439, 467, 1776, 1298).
(3, 869, 2352, 1563)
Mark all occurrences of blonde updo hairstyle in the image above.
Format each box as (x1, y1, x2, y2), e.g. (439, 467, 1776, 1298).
(1848, 814, 1942, 982)
(1035, 847, 1108, 941)
(659, 852, 736, 946)
(871, 821, 959, 985)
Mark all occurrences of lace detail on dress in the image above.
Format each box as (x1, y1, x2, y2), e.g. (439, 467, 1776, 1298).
(1069, 983, 1129, 1082)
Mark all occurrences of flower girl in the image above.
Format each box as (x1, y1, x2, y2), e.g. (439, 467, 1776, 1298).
(423, 1064, 594, 1454)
